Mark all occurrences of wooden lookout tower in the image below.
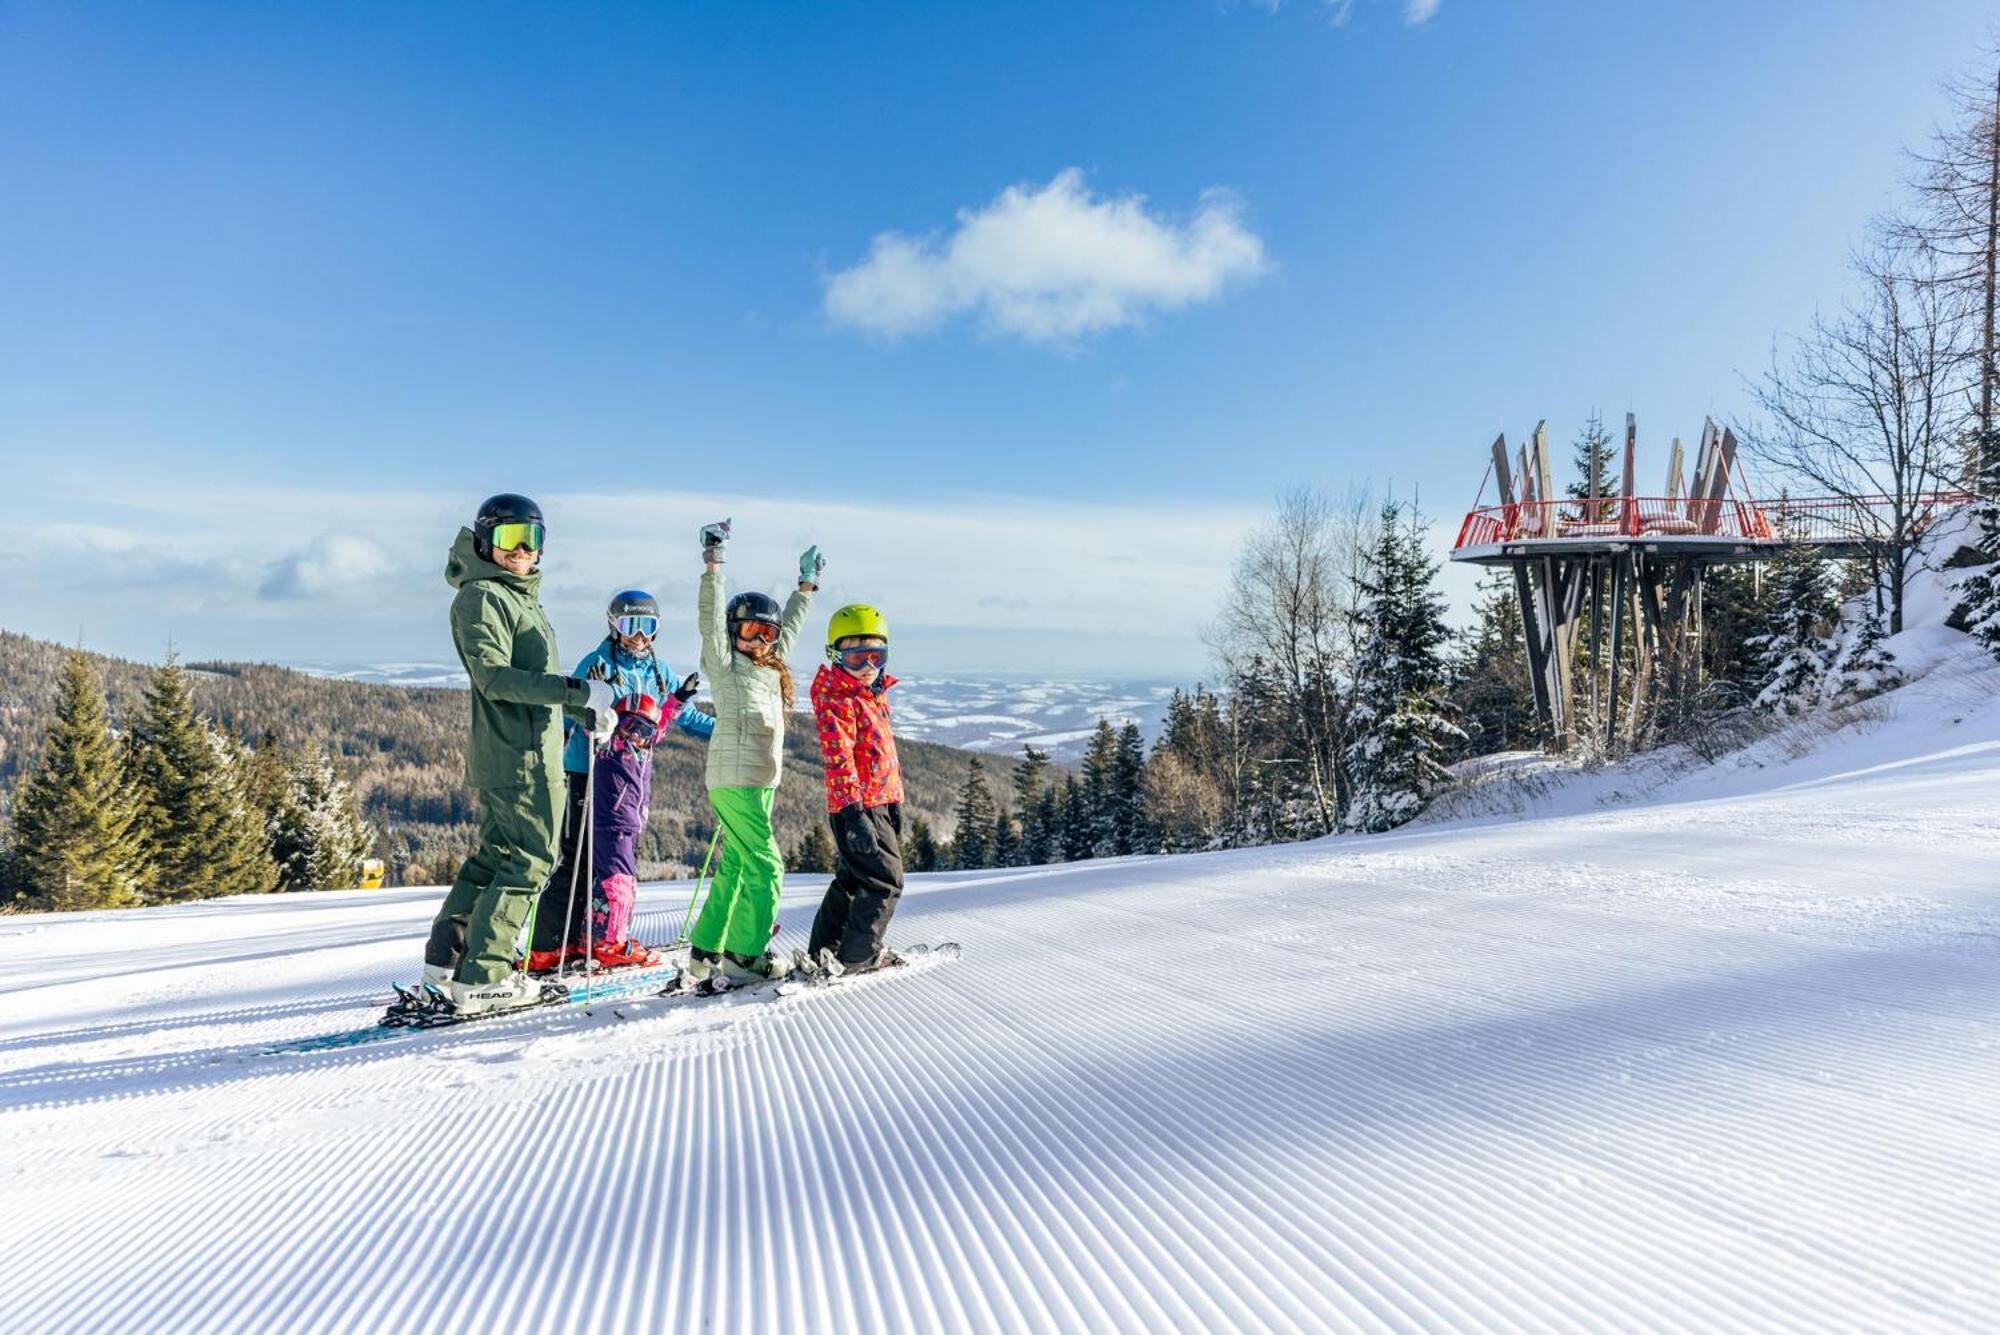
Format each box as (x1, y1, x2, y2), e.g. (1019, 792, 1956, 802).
(1449, 415, 1973, 752)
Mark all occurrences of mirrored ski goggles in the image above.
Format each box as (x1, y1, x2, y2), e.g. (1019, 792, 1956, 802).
(489, 521, 544, 553)
(614, 713, 661, 747)
(835, 645, 889, 671)
(611, 614, 658, 640)
(732, 620, 780, 644)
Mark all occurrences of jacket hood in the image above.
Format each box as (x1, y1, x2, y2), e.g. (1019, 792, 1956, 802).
(445, 526, 542, 594)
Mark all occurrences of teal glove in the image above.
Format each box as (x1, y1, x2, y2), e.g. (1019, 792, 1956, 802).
(799, 545, 825, 585)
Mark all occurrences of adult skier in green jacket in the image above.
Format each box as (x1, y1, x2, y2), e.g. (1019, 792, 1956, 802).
(422, 494, 616, 1014)
(684, 519, 819, 986)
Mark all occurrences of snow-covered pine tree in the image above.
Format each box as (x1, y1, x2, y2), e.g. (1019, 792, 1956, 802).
(1751, 545, 1837, 714)
(268, 746, 374, 891)
(1142, 686, 1230, 849)
(132, 657, 278, 901)
(1011, 747, 1056, 864)
(952, 758, 997, 870)
(1111, 721, 1147, 854)
(6, 652, 148, 910)
(1824, 602, 1904, 706)
(1343, 501, 1465, 833)
(1080, 719, 1119, 856)
(1566, 412, 1618, 523)
(906, 814, 942, 872)
(1952, 555, 2000, 661)
(1450, 570, 1538, 754)
(241, 730, 291, 830)
(1058, 773, 1093, 861)
(1032, 785, 1063, 863)
(991, 803, 1020, 867)
(788, 821, 837, 873)
(1699, 564, 1775, 691)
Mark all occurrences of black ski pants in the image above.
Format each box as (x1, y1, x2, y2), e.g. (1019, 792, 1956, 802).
(810, 802, 906, 966)
(529, 769, 591, 952)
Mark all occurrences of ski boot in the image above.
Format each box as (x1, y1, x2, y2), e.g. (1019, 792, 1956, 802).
(791, 947, 846, 985)
(720, 949, 791, 986)
(525, 942, 587, 975)
(381, 982, 429, 1026)
(443, 972, 545, 1017)
(591, 938, 660, 970)
(675, 946, 727, 995)
(841, 948, 905, 976)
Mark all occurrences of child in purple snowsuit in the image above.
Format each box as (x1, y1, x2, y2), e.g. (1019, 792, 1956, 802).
(586, 690, 685, 967)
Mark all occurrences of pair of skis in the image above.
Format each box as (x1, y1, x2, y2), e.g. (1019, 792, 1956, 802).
(268, 943, 960, 1055)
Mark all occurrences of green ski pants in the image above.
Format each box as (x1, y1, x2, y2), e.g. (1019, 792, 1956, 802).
(424, 772, 563, 985)
(691, 785, 784, 957)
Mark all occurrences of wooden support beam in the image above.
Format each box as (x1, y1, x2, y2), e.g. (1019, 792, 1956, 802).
(1491, 434, 1516, 507)
(1632, 559, 1667, 737)
(1621, 414, 1637, 533)
(1689, 419, 1719, 531)
(1660, 560, 1694, 703)
(1607, 552, 1628, 749)
(1588, 425, 1601, 525)
(1588, 556, 1603, 735)
(1533, 421, 1555, 534)
(1696, 421, 1738, 535)
(1514, 562, 1553, 736)
(1537, 554, 1570, 750)
(1559, 558, 1588, 682)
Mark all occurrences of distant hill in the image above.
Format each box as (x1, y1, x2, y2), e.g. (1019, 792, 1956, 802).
(0, 630, 994, 884)
(293, 662, 1181, 763)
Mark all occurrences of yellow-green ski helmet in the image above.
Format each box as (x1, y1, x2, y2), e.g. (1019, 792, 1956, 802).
(827, 603, 889, 649)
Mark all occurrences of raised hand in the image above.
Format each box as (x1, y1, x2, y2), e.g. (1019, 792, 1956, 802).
(700, 519, 732, 563)
(799, 544, 824, 586)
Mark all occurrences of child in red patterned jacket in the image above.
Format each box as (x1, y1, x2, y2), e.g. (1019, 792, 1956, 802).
(807, 603, 906, 973)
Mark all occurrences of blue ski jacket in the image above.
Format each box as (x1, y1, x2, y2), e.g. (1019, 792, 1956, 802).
(561, 637, 714, 774)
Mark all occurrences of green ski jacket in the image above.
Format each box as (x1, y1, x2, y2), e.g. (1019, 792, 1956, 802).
(444, 527, 588, 789)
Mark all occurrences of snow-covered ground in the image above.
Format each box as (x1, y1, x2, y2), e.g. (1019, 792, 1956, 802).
(6, 640, 2000, 1331)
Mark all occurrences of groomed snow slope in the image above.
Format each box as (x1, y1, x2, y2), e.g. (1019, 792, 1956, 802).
(5, 673, 2000, 1331)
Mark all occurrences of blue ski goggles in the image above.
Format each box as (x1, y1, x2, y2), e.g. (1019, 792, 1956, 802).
(834, 645, 889, 672)
(611, 614, 659, 640)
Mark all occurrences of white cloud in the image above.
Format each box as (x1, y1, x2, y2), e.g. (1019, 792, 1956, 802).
(14, 478, 1263, 675)
(824, 169, 1269, 346)
(260, 534, 395, 600)
(1254, 0, 1440, 25)
(30, 522, 143, 554)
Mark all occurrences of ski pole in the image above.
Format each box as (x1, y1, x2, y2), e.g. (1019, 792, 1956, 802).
(678, 826, 722, 945)
(582, 747, 597, 972)
(556, 769, 590, 982)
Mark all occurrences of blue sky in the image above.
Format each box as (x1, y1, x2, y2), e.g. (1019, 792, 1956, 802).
(3, 0, 1992, 677)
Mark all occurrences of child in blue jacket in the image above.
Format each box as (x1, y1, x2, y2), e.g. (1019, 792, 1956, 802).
(528, 589, 712, 968)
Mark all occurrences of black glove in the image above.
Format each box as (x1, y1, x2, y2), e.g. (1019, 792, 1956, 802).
(834, 803, 878, 859)
(673, 671, 700, 706)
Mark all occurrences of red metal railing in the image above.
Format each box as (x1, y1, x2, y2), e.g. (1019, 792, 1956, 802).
(1452, 491, 1977, 551)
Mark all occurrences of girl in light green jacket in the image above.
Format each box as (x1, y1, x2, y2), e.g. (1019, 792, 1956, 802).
(686, 519, 820, 984)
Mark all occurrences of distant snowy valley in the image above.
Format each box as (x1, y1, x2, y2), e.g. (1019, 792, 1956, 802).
(294, 663, 1180, 762)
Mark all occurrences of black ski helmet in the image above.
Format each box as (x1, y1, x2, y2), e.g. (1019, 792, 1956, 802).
(607, 589, 659, 620)
(725, 591, 783, 631)
(472, 493, 545, 561)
